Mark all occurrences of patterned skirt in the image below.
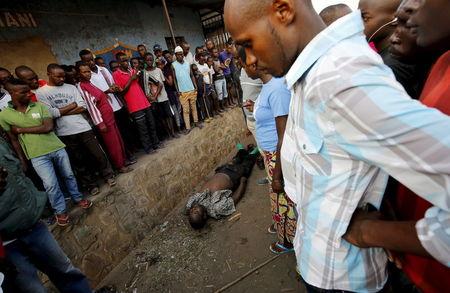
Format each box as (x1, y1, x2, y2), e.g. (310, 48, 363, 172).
(261, 150, 297, 247)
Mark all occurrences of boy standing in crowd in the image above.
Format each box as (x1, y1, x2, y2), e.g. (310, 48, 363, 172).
(172, 46, 201, 134)
(37, 64, 116, 194)
(113, 52, 160, 154)
(0, 78, 91, 226)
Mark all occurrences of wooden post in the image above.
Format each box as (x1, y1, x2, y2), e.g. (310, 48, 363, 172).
(161, 0, 177, 48)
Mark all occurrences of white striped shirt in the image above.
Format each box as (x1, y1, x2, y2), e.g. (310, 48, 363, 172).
(281, 11, 450, 292)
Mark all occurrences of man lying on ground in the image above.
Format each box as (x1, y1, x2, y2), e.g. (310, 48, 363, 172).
(186, 144, 259, 229)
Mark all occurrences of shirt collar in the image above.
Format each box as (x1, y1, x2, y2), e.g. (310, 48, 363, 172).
(285, 11, 364, 89)
(7, 101, 36, 110)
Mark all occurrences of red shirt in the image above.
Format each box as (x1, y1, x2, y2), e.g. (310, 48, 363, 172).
(112, 69, 150, 113)
(29, 79, 47, 102)
(395, 51, 450, 293)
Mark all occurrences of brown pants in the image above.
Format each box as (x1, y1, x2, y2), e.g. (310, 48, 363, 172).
(179, 90, 198, 130)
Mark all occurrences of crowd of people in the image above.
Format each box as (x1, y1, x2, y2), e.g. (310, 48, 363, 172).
(0, 0, 449, 292)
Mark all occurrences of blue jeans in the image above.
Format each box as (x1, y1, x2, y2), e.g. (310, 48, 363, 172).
(214, 78, 228, 101)
(4, 222, 92, 293)
(31, 148, 83, 214)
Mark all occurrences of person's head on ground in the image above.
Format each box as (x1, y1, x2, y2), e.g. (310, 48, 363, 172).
(389, 0, 422, 60)
(137, 44, 147, 58)
(5, 78, 32, 106)
(130, 57, 141, 70)
(109, 61, 119, 72)
(153, 44, 163, 58)
(319, 4, 352, 26)
(206, 39, 215, 52)
(116, 52, 129, 71)
(224, 0, 325, 78)
(408, 0, 450, 51)
(359, 0, 401, 45)
(79, 49, 97, 71)
(0, 67, 12, 87)
(188, 204, 208, 229)
(61, 65, 77, 85)
(206, 56, 214, 68)
(47, 63, 65, 87)
(174, 46, 185, 63)
(15, 65, 40, 90)
(95, 56, 106, 67)
(181, 41, 191, 56)
(163, 50, 173, 63)
(77, 63, 92, 82)
(144, 53, 154, 69)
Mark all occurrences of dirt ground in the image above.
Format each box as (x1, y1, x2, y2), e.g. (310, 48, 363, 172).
(98, 147, 305, 293)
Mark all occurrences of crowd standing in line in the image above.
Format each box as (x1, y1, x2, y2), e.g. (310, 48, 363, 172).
(1, 0, 450, 292)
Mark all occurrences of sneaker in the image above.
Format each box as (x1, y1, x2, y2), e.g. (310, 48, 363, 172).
(107, 178, 116, 187)
(55, 213, 70, 226)
(77, 199, 93, 209)
(257, 177, 269, 185)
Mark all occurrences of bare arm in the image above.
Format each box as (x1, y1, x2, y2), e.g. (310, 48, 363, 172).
(190, 70, 197, 91)
(172, 65, 180, 93)
(12, 118, 54, 135)
(231, 177, 247, 204)
(58, 102, 77, 116)
(272, 115, 288, 193)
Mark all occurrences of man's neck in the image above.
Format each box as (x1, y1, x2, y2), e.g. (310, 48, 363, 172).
(260, 74, 272, 84)
(13, 101, 29, 112)
(47, 82, 60, 87)
(119, 67, 129, 73)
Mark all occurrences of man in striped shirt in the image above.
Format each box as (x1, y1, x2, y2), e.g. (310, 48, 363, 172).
(224, 0, 450, 292)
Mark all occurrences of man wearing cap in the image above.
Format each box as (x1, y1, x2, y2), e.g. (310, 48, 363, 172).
(172, 46, 200, 134)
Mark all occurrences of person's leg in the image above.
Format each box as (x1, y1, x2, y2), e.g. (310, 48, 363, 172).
(59, 134, 98, 192)
(4, 240, 47, 293)
(162, 101, 176, 137)
(189, 91, 199, 125)
(144, 107, 160, 148)
(52, 148, 84, 203)
(233, 70, 243, 105)
(179, 92, 192, 130)
(100, 123, 126, 170)
(114, 108, 140, 153)
(170, 102, 181, 130)
(19, 222, 92, 292)
(31, 153, 67, 214)
(79, 130, 114, 181)
(131, 109, 153, 152)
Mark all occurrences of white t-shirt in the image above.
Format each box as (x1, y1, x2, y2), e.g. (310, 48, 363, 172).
(197, 63, 213, 85)
(144, 68, 169, 103)
(36, 84, 91, 136)
(90, 65, 123, 112)
(0, 89, 11, 111)
(184, 51, 195, 65)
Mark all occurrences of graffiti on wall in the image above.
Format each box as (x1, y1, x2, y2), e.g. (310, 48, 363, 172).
(92, 41, 140, 66)
(0, 12, 38, 28)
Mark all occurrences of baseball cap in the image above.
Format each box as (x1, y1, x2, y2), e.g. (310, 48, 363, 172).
(174, 46, 183, 53)
(153, 44, 162, 51)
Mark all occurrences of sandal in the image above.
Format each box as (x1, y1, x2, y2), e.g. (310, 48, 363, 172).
(267, 224, 277, 234)
(269, 242, 294, 255)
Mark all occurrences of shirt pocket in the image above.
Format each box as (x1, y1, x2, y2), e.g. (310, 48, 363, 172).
(294, 127, 330, 176)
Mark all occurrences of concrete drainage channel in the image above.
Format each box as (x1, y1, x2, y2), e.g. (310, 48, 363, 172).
(47, 109, 248, 288)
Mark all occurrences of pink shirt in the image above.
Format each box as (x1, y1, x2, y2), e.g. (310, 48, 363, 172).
(112, 68, 150, 113)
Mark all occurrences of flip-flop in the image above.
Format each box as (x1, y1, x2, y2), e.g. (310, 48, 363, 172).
(267, 224, 277, 234)
(269, 242, 294, 255)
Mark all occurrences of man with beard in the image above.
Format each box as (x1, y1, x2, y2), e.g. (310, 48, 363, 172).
(224, 0, 450, 292)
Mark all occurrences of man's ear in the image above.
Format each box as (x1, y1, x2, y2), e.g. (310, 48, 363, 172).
(271, 0, 296, 26)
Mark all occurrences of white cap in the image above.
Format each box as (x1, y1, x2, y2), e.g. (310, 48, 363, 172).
(174, 46, 183, 53)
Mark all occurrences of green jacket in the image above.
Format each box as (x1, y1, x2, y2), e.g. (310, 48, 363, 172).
(0, 138, 46, 240)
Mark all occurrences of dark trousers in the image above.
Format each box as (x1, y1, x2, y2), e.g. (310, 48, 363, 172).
(131, 107, 159, 152)
(59, 130, 113, 190)
(114, 107, 141, 152)
(3, 222, 92, 293)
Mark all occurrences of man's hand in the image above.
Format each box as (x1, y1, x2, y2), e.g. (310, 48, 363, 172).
(272, 179, 284, 194)
(10, 126, 21, 135)
(0, 167, 8, 191)
(130, 72, 139, 81)
(243, 100, 255, 112)
(343, 208, 381, 248)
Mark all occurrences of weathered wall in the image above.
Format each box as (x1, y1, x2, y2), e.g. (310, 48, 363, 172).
(50, 109, 247, 287)
(0, 0, 204, 70)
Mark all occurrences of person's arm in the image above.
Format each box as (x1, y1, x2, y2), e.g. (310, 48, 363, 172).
(11, 118, 53, 135)
(165, 72, 175, 87)
(190, 70, 197, 91)
(323, 64, 450, 264)
(58, 102, 78, 115)
(5, 131, 28, 171)
(172, 65, 180, 93)
(231, 177, 247, 204)
(272, 115, 288, 193)
(119, 71, 139, 95)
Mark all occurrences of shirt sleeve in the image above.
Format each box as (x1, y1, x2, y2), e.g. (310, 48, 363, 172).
(269, 81, 291, 118)
(0, 114, 10, 132)
(39, 103, 51, 119)
(72, 86, 86, 108)
(324, 64, 450, 264)
(36, 90, 61, 118)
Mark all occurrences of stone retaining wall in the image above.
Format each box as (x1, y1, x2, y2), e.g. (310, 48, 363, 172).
(51, 109, 247, 287)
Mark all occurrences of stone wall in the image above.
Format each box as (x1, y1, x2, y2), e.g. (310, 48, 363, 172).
(50, 109, 247, 287)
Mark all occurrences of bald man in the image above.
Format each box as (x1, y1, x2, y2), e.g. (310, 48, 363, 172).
(359, 0, 401, 51)
(224, 0, 450, 292)
(319, 4, 352, 26)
